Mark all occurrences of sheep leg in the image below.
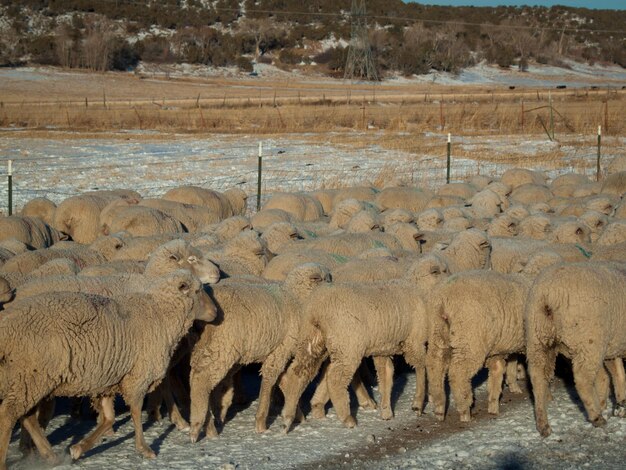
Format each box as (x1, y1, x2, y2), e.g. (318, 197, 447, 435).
(161, 376, 189, 431)
(127, 396, 156, 459)
(595, 365, 610, 412)
(527, 345, 557, 437)
(280, 355, 326, 433)
(69, 396, 115, 460)
(256, 349, 291, 433)
(19, 410, 57, 464)
(571, 355, 607, 428)
(505, 358, 523, 394)
(486, 356, 506, 415)
(326, 357, 361, 428)
(373, 356, 394, 420)
(310, 361, 330, 419)
(19, 397, 55, 455)
(404, 345, 427, 416)
(211, 367, 239, 426)
(0, 403, 19, 470)
(426, 344, 451, 421)
(146, 386, 164, 423)
(352, 373, 377, 411)
(604, 358, 626, 417)
(448, 348, 485, 423)
(189, 360, 234, 442)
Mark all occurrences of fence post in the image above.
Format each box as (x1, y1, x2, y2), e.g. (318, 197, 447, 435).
(257, 142, 263, 212)
(596, 125, 602, 182)
(549, 91, 554, 140)
(446, 133, 451, 184)
(7, 160, 12, 216)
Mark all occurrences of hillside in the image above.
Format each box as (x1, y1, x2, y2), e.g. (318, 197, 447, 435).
(0, 0, 625, 78)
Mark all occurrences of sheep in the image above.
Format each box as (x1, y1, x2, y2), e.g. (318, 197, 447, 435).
(580, 210, 609, 242)
(375, 186, 432, 213)
(518, 214, 552, 240)
(442, 216, 472, 232)
(490, 238, 549, 273)
(549, 219, 592, 245)
(0, 216, 66, 249)
(426, 195, 465, 209)
(262, 192, 323, 222)
(20, 197, 57, 226)
(614, 202, 626, 219)
(485, 181, 512, 200)
(515, 250, 564, 275)
(437, 182, 476, 200)
(15, 239, 221, 301)
(529, 202, 552, 214)
(597, 221, 626, 246)
(467, 175, 493, 190)
(329, 199, 378, 230)
(104, 205, 185, 237)
(380, 208, 414, 227)
(279, 255, 450, 432)
(584, 195, 620, 215)
(53, 194, 121, 244)
(333, 186, 378, 205)
(345, 210, 380, 233)
(138, 199, 222, 233)
(435, 229, 491, 273)
(591, 242, 626, 262)
(510, 183, 553, 205)
(0, 240, 28, 268)
(572, 183, 602, 198)
(525, 262, 626, 437)
(163, 186, 247, 218)
(464, 189, 505, 218)
(600, 171, 626, 197)
(262, 250, 347, 281)
(260, 222, 304, 254)
(308, 190, 337, 216)
(111, 234, 180, 261)
(0, 271, 216, 467)
(250, 209, 293, 231)
(416, 209, 443, 231)
(203, 230, 271, 277)
(79, 259, 147, 277)
(487, 214, 519, 238)
(500, 168, 545, 189)
(427, 270, 531, 422)
(331, 250, 416, 283)
(84, 189, 142, 200)
(188, 263, 331, 441)
(504, 205, 530, 220)
(200, 216, 251, 241)
(0, 277, 12, 309)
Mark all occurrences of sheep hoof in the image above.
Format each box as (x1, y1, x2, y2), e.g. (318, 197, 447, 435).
(205, 422, 219, 438)
(591, 416, 607, 428)
(69, 444, 83, 461)
(459, 411, 471, 423)
(380, 408, 393, 420)
(360, 400, 377, 411)
(508, 383, 523, 394)
(173, 417, 190, 432)
(411, 402, 423, 415)
(434, 412, 445, 422)
(538, 423, 552, 437)
(343, 416, 357, 428)
(255, 422, 268, 434)
(148, 410, 162, 422)
(311, 405, 326, 419)
(139, 446, 156, 459)
(614, 404, 626, 418)
(189, 426, 201, 444)
(487, 403, 500, 415)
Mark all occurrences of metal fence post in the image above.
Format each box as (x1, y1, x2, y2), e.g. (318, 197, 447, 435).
(596, 125, 602, 182)
(446, 133, 451, 184)
(7, 160, 12, 216)
(257, 142, 263, 211)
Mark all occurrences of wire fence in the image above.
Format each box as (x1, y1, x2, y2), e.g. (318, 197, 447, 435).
(0, 131, 621, 216)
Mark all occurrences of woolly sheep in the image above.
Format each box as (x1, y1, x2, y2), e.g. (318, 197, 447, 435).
(188, 263, 331, 440)
(467, 175, 493, 190)
(200, 216, 251, 241)
(529, 202, 552, 214)
(104, 206, 185, 237)
(138, 199, 222, 233)
(572, 183, 602, 198)
(163, 186, 247, 218)
(442, 216, 473, 232)
(515, 250, 564, 275)
(250, 209, 293, 231)
(262, 249, 347, 281)
(510, 183, 553, 205)
(464, 189, 505, 218)
(435, 229, 491, 273)
(53, 194, 120, 244)
(549, 219, 592, 245)
(518, 214, 552, 240)
(309, 189, 337, 215)
(84, 189, 142, 200)
(262, 193, 323, 222)
(437, 182, 476, 200)
(380, 208, 414, 227)
(111, 234, 179, 261)
(597, 221, 626, 246)
(332, 186, 378, 205)
(591, 242, 626, 262)
(490, 238, 548, 273)
(580, 210, 609, 242)
(486, 214, 519, 238)
(0, 271, 216, 466)
(551, 184, 579, 198)
(500, 168, 545, 189)
(525, 262, 626, 437)
(329, 199, 378, 230)
(1, 244, 109, 277)
(600, 171, 626, 197)
(0, 240, 28, 268)
(0, 216, 66, 249)
(504, 205, 530, 220)
(550, 173, 591, 188)
(20, 197, 57, 226)
(331, 251, 416, 283)
(426, 195, 465, 209)
(375, 186, 432, 213)
(79, 260, 147, 277)
(427, 270, 531, 422)
(345, 210, 380, 233)
(614, 203, 626, 219)
(279, 255, 450, 431)
(260, 222, 304, 254)
(416, 209, 443, 231)
(203, 230, 271, 277)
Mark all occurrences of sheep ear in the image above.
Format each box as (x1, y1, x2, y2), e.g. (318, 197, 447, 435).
(170, 254, 180, 261)
(429, 266, 441, 275)
(575, 228, 583, 235)
(178, 281, 190, 294)
(102, 225, 110, 236)
(187, 255, 198, 264)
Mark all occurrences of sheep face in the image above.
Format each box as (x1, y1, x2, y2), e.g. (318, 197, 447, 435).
(405, 254, 449, 289)
(160, 271, 217, 323)
(285, 263, 332, 299)
(0, 276, 13, 307)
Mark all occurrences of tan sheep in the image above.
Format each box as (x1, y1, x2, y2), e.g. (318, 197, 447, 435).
(435, 229, 491, 273)
(467, 175, 493, 190)
(329, 198, 378, 230)
(437, 182, 476, 200)
(260, 222, 304, 254)
(250, 208, 293, 231)
(380, 208, 414, 227)
(416, 209, 443, 231)
(53, 194, 120, 244)
(426, 195, 465, 209)
(188, 263, 331, 440)
(486, 214, 519, 238)
(510, 183, 553, 205)
(550, 173, 591, 188)
(332, 186, 378, 205)
(104, 206, 185, 237)
(375, 186, 432, 213)
(139, 199, 222, 232)
(162, 186, 247, 218)
(600, 171, 626, 197)
(0, 216, 67, 249)
(20, 197, 57, 226)
(518, 214, 552, 240)
(464, 189, 505, 218)
(597, 221, 626, 246)
(525, 262, 626, 437)
(580, 210, 609, 242)
(500, 168, 545, 189)
(203, 230, 271, 277)
(262, 192, 323, 222)
(427, 270, 531, 422)
(262, 250, 347, 281)
(309, 189, 337, 215)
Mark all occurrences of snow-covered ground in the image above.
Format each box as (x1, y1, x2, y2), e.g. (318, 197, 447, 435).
(5, 371, 625, 469)
(1, 132, 623, 215)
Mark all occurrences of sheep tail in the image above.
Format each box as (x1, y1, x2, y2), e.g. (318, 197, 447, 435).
(429, 294, 451, 350)
(525, 283, 558, 350)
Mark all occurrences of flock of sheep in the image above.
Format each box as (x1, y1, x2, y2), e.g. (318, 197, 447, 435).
(0, 164, 625, 469)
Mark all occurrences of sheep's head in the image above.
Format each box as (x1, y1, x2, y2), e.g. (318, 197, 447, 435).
(147, 239, 221, 284)
(550, 220, 591, 246)
(225, 231, 272, 264)
(416, 209, 443, 231)
(529, 202, 551, 215)
(580, 211, 608, 242)
(90, 233, 127, 260)
(405, 254, 449, 290)
(381, 208, 414, 228)
(346, 211, 380, 233)
(519, 215, 552, 240)
(585, 196, 616, 216)
(329, 199, 364, 229)
(261, 222, 303, 254)
(597, 221, 626, 246)
(224, 188, 248, 216)
(0, 238, 29, 256)
(505, 205, 530, 220)
(385, 222, 423, 252)
(487, 215, 519, 238)
(211, 216, 251, 241)
(443, 229, 491, 271)
(156, 270, 217, 323)
(284, 262, 331, 299)
(516, 251, 563, 276)
(0, 276, 13, 307)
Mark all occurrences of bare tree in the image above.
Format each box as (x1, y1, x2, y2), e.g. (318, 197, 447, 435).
(82, 18, 116, 71)
(238, 18, 284, 61)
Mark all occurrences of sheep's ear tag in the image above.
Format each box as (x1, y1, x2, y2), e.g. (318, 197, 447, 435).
(178, 281, 190, 294)
(187, 255, 197, 263)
